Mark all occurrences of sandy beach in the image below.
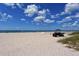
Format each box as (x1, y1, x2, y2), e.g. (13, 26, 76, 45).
(0, 32, 79, 56)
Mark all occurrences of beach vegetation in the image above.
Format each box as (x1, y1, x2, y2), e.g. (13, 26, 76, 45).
(58, 32, 79, 51)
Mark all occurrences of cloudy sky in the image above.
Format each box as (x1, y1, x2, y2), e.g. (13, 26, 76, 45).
(0, 3, 79, 30)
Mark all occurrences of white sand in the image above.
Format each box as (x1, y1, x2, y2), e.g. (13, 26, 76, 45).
(0, 32, 79, 56)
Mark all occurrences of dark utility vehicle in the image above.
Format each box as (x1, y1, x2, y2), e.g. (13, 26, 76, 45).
(53, 29, 64, 37)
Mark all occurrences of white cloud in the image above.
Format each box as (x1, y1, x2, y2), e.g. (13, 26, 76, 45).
(62, 13, 79, 22)
(63, 16, 72, 22)
(58, 12, 79, 24)
(65, 3, 79, 14)
(57, 16, 72, 23)
(7, 15, 12, 18)
(62, 21, 79, 27)
(44, 19, 55, 23)
(72, 21, 78, 26)
(73, 13, 79, 18)
(33, 15, 54, 23)
(62, 23, 73, 27)
(33, 16, 45, 22)
(38, 9, 50, 16)
(4, 3, 23, 9)
(16, 3, 24, 9)
(33, 8, 53, 23)
(20, 18, 26, 21)
(4, 3, 16, 8)
(52, 3, 79, 21)
(51, 15, 56, 19)
(57, 12, 79, 27)
(60, 12, 66, 15)
(24, 4, 38, 17)
(24, 4, 50, 17)
(38, 9, 46, 16)
(0, 12, 12, 21)
(55, 13, 60, 17)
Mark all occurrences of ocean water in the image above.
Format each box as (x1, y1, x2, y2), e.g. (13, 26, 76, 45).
(0, 30, 79, 33)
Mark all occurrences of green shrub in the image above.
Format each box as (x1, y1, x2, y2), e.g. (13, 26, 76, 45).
(69, 32, 79, 35)
(58, 33, 79, 51)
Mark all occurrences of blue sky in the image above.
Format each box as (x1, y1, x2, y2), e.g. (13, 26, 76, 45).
(0, 3, 79, 30)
